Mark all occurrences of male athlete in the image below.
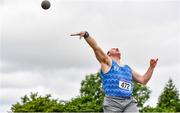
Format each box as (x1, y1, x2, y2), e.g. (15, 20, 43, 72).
(70, 31, 158, 112)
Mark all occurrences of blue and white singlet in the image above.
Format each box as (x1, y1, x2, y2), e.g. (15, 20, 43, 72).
(100, 60, 134, 98)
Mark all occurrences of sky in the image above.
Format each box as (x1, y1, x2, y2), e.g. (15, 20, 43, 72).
(0, 0, 180, 112)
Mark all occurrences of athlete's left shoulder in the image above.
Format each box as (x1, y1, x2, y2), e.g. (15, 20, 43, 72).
(124, 64, 130, 67)
(124, 64, 132, 71)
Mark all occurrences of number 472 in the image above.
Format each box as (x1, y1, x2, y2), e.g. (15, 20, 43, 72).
(121, 82, 130, 89)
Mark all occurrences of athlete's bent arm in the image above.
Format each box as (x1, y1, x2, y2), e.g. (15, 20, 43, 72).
(70, 31, 111, 65)
(132, 58, 158, 85)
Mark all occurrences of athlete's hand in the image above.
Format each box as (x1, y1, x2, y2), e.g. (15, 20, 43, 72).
(70, 31, 85, 39)
(150, 58, 158, 69)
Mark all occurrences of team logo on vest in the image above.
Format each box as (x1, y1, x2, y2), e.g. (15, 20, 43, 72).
(113, 66, 119, 71)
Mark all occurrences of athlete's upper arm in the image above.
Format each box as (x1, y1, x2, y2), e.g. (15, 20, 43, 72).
(93, 46, 111, 65)
(132, 69, 145, 85)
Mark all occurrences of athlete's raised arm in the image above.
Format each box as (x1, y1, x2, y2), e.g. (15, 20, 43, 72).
(70, 31, 111, 66)
(132, 58, 158, 85)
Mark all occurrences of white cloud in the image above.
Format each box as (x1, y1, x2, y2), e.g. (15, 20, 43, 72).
(0, 104, 11, 112)
(1, 71, 43, 88)
(0, 67, 98, 112)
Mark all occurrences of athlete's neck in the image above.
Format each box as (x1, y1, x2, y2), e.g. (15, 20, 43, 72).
(112, 57, 122, 66)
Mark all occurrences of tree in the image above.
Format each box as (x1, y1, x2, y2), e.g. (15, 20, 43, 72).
(11, 92, 64, 112)
(64, 96, 99, 112)
(156, 78, 180, 112)
(141, 105, 156, 112)
(133, 82, 151, 110)
(141, 78, 180, 112)
(64, 73, 104, 112)
(80, 72, 105, 111)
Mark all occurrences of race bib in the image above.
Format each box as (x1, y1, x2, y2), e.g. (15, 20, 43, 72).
(119, 80, 131, 91)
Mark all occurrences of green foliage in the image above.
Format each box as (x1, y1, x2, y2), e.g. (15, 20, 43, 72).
(64, 96, 100, 112)
(80, 73, 105, 111)
(64, 73, 104, 112)
(11, 92, 64, 112)
(156, 78, 180, 112)
(80, 73, 104, 99)
(133, 82, 151, 109)
(141, 105, 156, 112)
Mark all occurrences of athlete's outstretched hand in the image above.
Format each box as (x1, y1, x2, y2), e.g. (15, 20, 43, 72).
(70, 31, 86, 39)
(150, 58, 158, 69)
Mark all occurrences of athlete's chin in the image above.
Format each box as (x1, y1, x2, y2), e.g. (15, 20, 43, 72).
(116, 55, 121, 60)
(118, 56, 121, 60)
(117, 54, 121, 59)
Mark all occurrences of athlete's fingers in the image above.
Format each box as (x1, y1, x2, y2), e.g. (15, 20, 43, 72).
(151, 58, 158, 62)
(150, 59, 156, 65)
(70, 33, 81, 36)
(156, 58, 158, 62)
(152, 59, 158, 65)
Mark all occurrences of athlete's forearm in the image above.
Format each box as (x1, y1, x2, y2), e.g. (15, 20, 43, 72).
(85, 36, 99, 50)
(143, 67, 154, 84)
(70, 31, 108, 63)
